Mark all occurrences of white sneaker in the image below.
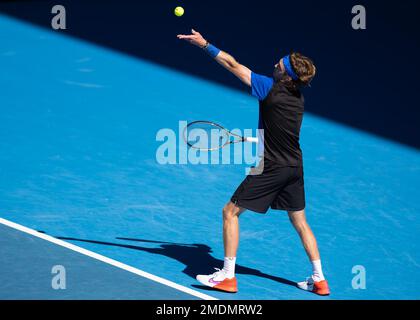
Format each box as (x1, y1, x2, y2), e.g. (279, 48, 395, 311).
(196, 268, 238, 293)
(297, 275, 330, 296)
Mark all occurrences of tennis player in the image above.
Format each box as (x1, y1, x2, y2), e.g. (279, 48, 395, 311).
(177, 29, 330, 296)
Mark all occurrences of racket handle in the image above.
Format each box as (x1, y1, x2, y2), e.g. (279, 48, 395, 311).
(245, 137, 259, 143)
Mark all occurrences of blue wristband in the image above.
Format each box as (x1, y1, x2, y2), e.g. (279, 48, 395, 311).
(204, 43, 221, 58)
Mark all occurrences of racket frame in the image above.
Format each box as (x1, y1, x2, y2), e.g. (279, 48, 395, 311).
(183, 120, 257, 151)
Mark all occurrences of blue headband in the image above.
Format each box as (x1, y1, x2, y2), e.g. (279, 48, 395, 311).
(283, 55, 299, 81)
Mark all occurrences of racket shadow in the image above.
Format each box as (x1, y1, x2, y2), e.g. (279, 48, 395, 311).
(54, 235, 297, 289)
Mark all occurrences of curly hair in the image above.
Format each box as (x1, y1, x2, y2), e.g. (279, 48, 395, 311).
(281, 52, 316, 89)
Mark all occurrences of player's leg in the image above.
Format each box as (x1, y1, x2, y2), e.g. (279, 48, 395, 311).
(288, 209, 320, 261)
(223, 201, 245, 258)
(196, 202, 245, 293)
(195, 160, 275, 293)
(288, 209, 330, 295)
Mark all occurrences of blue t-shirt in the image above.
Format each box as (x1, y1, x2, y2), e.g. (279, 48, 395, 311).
(251, 72, 274, 101)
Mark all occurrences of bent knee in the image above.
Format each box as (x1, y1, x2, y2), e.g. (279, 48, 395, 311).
(288, 210, 309, 229)
(223, 202, 241, 220)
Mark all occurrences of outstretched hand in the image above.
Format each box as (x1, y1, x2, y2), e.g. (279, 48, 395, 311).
(177, 29, 207, 48)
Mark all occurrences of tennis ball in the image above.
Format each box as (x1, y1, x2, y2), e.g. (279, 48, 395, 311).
(174, 6, 184, 17)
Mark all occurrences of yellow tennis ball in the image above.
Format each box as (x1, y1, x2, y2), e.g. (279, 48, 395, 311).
(174, 6, 184, 17)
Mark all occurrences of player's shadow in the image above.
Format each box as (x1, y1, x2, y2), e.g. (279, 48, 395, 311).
(56, 236, 297, 291)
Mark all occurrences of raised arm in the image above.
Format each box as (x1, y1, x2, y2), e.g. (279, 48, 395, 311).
(177, 29, 252, 87)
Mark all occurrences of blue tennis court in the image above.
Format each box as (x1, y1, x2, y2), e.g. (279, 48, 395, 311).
(0, 13, 419, 300)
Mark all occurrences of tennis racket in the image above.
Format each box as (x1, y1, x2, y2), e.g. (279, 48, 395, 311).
(183, 120, 258, 151)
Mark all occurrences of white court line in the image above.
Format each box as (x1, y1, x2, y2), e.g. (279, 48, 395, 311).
(0, 217, 217, 300)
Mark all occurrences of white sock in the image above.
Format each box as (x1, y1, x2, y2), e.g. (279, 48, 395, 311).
(311, 259, 325, 281)
(222, 257, 236, 279)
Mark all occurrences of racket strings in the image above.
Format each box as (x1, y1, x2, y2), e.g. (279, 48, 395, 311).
(184, 123, 229, 151)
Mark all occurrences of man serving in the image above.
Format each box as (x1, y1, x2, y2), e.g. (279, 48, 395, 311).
(177, 29, 330, 296)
